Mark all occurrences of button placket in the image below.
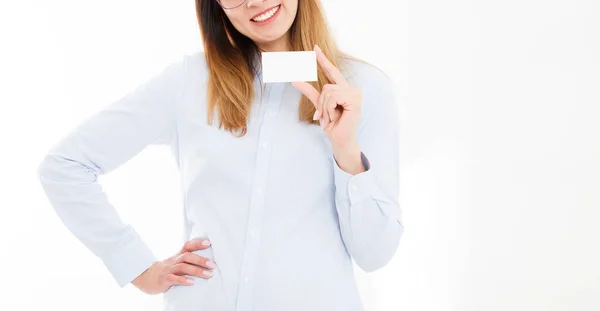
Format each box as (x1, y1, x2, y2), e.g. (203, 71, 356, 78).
(235, 83, 285, 311)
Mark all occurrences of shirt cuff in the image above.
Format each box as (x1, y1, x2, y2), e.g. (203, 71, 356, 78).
(333, 151, 376, 206)
(101, 230, 158, 288)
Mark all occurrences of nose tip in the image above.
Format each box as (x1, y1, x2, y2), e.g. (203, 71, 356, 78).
(246, 0, 266, 8)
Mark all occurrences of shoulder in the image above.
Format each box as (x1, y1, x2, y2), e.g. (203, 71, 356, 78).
(178, 50, 209, 78)
(338, 56, 394, 91)
(338, 56, 398, 119)
(160, 50, 209, 84)
(182, 50, 208, 72)
(147, 50, 207, 85)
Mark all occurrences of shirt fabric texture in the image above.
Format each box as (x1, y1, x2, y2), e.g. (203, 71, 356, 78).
(37, 51, 404, 311)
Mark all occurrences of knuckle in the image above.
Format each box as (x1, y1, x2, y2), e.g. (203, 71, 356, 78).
(198, 255, 208, 263)
(181, 263, 193, 273)
(173, 262, 184, 271)
(183, 252, 194, 262)
(175, 253, 186, 263)
(165, 274, 176, 283)
(185, 266, 200, 277)
(192, 254, 206, 265)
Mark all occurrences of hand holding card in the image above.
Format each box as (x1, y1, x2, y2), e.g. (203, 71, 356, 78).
(292, 45, 363, 151)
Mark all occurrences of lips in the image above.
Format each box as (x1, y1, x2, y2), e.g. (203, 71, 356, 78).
(250, 4, 281, 22)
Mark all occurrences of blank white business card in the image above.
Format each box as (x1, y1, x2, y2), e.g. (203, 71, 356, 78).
(261, 51, 317, 83)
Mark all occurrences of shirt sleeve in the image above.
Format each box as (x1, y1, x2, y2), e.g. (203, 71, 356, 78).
(36, 55, 187, 287)
(332, 66, 404, 272)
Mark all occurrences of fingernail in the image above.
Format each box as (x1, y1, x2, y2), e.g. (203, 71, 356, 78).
(320, 120, 325, 129)
(206, 260, 216, 268)
(203, 270, 213, 277)
(201, 240, 211, 246)
(314, 44, 321, 52)
(186, 278, 195, 284)
(313, 110, 319, 120)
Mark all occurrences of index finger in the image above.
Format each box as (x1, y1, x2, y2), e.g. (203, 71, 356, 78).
(292, 81, 320, 108)
(179, 238, 211, 254)
(314, 44, 346, 85)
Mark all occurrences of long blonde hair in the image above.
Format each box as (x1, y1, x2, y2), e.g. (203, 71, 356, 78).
(197, 0, 350, 136)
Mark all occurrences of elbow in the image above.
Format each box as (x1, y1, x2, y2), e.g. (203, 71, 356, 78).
(36, 154, 53, 182)
(37, 154, 62, 183)
(36, 153, 98, 185)
(355, 221, 404, 273)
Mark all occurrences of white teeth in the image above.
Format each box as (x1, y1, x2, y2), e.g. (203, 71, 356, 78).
(252, 5, 279, 22)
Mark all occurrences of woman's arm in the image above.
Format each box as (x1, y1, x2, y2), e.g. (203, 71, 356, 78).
(36, 55, 188, 287)
(331, 69, 404, 272)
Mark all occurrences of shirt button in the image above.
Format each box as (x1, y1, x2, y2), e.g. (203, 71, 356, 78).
(244, 277, 249, 283)
(262, 141, 269, 149)
(351, 185, 357, 192)
(249, 230, 256, 237)
(256, 187, 263, 194)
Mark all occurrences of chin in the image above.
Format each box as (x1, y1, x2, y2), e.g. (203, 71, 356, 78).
(248, 25, 286, 41)
(254, 32, 286, 44)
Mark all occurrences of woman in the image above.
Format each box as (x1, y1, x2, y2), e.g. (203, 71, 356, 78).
(37, 0, 404, 310)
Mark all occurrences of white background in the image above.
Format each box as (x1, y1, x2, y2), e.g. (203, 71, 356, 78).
(1, 0, 598, 310)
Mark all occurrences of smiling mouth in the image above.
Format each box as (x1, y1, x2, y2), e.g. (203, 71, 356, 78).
(250, 5, 281, 23)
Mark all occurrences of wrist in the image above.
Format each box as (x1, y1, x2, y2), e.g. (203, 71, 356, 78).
(333, 142, 364, 175)
(331, 139, 359, 155)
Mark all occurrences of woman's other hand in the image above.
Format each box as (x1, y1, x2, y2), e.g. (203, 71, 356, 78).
(131, 239, 216, 295)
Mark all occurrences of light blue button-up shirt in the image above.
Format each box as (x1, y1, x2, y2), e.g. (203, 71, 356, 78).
(37, 51, 404, 311)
